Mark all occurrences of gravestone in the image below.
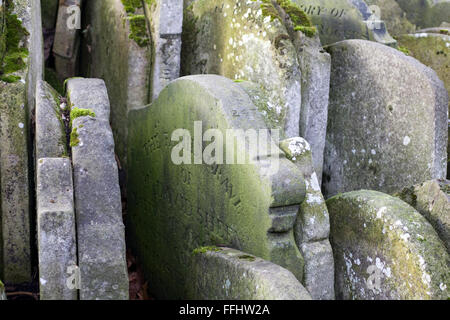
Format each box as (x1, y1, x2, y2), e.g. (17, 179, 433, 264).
(144, 0, 183, 100)
(37, 158, 77, 300)
(364, 0, 415, 36)
(128, 75, 307, 299)
(67, 78, 129, 300)
(189, 247, 312, 300)
(35, 80, 67, 160)
(53, 0, 82, 82)
(327, 190, 450, 300)
(279, 137, 334, 300)
(396, 180, 450, 253)
(182, 0, 331, 178)
(323, 40, 448, 198)
(0, 0, 43, 283)
(292, 0, 397, 46)
(82, 0, 152, 172)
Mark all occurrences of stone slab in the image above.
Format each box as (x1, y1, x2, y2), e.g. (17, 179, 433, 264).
(128, 75, 306, 299)
(69, 78, 129, 300)
(37, 158, 77, 300)
(323, 39, 448, 198)
(189, 247, 312, 300)
(327, 190, 450, 300)
(36, 80, 67, 159)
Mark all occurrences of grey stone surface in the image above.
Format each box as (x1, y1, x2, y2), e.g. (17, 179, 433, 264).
(128, 75, 307, 299)
(189, 247, 312, 300)
(36, 80, 67, 159)
(69, 79, 128, 300)
(0, 0, 43, 283)
(293, 0, 397, 46)
(144, 0, 182, 100)
(323, 39, 448, 198)
(53, 0, 82, 81)
(37, 158, 77, 300)
(396, 179, 450, 253)
(327, 190, 450, 300)
(66, 78, 110, 121)
(182, 0, 302, 138)
(280, 137, 334, 300)
(82, 0, 152, 171)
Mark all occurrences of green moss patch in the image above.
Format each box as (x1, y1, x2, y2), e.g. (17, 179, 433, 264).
(70, 127, 80, 147)
(0, 0, 30, 83)
(70, 107, 96, 127)
(192, 246, 223, 255)
(127, 15, 150, 47)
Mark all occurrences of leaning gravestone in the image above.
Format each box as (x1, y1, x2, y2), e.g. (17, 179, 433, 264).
(0, 0, 43, 283)
(189, 247, 312, 300)
(292, 0, 397, 46)
(327, 190, 450, 300)
(396, 180, 450, 253)
(128, 75, 307, 299)
(67, 78, 129, 300)
(183, 0, 331, 179)
(323, 40, 448, 198)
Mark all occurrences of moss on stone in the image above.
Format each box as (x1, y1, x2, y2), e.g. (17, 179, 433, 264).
(127, 14, 150, 47)
(121, 0, 143, 13)
(294, 25, 317, 37)
(238, 254, 257, 262)
(397, 46, 410, 55)
(69, 126, 80, 147)
(70, 107, 95, 127)
(192, 246, 222, 255)
(0, 0, 29, 83)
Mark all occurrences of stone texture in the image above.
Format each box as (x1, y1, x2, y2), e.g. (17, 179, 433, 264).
(53, 0, 82, 82)
(128, 75, 307, 299)
(327, 190, 450, 300)
(37, 158, 77, 300)
(0, 0, 43, 283)
(189, 247, 312, 300)
(323, 39, 448, 198)
(280, 137, 334, 300)
(293, 0, 397, 46)
(396, 180, 450, 253)
(41, 0, 59, 29)
(144, 0, 183, 100)
(69, 78, 129, 300)
(36, 80, 67, 159)
(182, 0, 302, 138)
(82, 0, 152, 171)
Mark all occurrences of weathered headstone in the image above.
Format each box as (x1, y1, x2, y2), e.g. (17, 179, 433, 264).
(323, 40, 448, 198)
(128, 75, 307, 299)
(292, 0, 397, 46)
(82, 0, 152, 171)
(0, 0, 43, 283)
(35, 80, 67, 159)
(144, 0, 183, 100)
(279, 137, 334, 300)
(396, 180, 450, 253)
(37, 158, 77, 300)
(189, 247, 312, 300)
(182, 0, 331, 179)
(327, 190, 450, 300)
(53, 0, 82, 82)
(68, 78, 129, 300)
(364, 0, 416, 36)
